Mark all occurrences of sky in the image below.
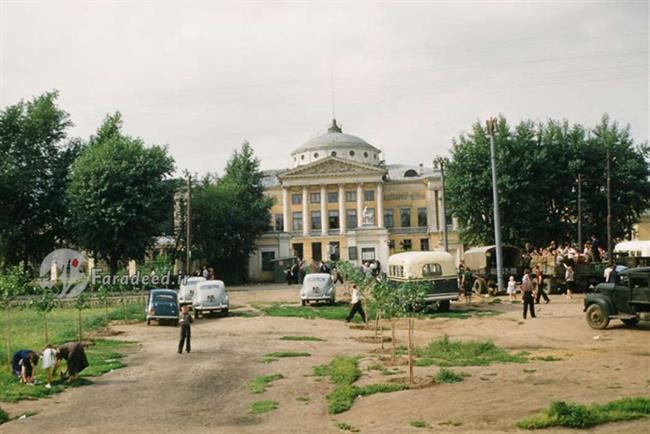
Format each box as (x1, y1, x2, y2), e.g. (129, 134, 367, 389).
(1, 1, 647, 176)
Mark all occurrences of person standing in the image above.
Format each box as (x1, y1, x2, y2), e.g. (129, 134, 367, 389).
(507, 275, 517, 301)
(178, 305, 193, 354)
(41, 344, 57, 388)
(533, 265, 550, 304)
(345, 285, 366, 323)
(202, 266, 209, 279)
(462, 268, 474, 305)
(55, 342, 89, 381)
(521, 269, 536, 319)
(565, 265, 575, 300)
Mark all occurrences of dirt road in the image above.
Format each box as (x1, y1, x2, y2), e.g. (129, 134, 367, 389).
(2, 285, 649, 433)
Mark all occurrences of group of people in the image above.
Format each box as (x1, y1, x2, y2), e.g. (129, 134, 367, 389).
(523, 234, 608, 268)
(12, 342, 89, 387)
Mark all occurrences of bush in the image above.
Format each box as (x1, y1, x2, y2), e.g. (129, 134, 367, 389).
(0, 407, 8, 424)
(329, 356, 362, 385)
(412, 335, 527, 367)
(435, 368, 465, 384)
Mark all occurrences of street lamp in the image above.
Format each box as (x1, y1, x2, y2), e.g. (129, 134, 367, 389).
(434, 156, 448, 252)
(486, 118, 504, 293)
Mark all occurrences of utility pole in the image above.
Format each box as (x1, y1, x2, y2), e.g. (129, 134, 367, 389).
(606, 147, 612, 257)
(438, 157, 449, 252)
(186, 174, 192, 275)
(487, 118, 504, 293)
(577, 173, 582, 249)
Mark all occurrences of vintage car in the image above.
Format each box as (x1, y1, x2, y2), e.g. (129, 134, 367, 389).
(387, 251, 458, 311)
(300, 273, 335, 305)
(146, 289, 179, 326)
(614, 240, 650, 268)
(178, 276, 206, 306)
(464, 245, 523, 294)
(192, 280, 229, 318)
(583, 267, 650, 329)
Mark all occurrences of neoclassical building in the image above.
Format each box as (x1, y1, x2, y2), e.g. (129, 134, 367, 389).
(249, 119, 462, 281)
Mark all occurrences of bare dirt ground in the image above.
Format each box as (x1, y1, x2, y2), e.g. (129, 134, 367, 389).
(2, 284, 649, 434)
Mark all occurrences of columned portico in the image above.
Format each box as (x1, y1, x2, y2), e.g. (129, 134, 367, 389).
(282, 187, 290, 232)
(320, 184, 328, 235)
(338, 184, 346, 234)
(356, 183, 363, 227)
(302, 186, 309, 236)
(376, 182, 384, 228)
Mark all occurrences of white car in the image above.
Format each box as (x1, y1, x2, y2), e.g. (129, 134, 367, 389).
(300, 273, 335, 305)
(178, 276, 206, 306)
(192, 280, 229, 319)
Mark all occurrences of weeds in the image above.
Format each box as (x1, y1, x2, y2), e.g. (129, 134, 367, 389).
(407, 335, 527, 367)
(264, 351, 311, 358)
(249, 374, 284, 394)
(0, 407, 7, 424)
(335, 421, 360, 432)
(517, 397, 650, 429)
(250, 400, 278, 414)
(435, 368, 465, 384)
(296, 395, 310, 403)
(410, 420, 428, 428)
(280, 336, 325, 342)
(532, 355, 562, 362)
(439, 420, 463, 426)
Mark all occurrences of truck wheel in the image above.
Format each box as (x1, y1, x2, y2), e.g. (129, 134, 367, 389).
(173, 320, 178, 327)
(223, 308, 229, 317)
(195, 311, 200, 320)
(621, 318, 639, 327)
(438, 300, 450, 312)
(586, 304, 610, 330)
(146, 319, 151, 326)
(301, 300, 306, 306)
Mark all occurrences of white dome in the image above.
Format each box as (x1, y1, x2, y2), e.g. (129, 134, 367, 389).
(290, 119, 381, 167)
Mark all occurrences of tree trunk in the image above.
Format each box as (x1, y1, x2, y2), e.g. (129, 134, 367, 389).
(78, 309, 82, 342)
(408, 318, 414, 384)
(391, 321, 396, 361)
(109, 256, 118, 276)
(4, 309, 11, 372)
(104, 304, 109, 330)
(43, 313, 49, 346)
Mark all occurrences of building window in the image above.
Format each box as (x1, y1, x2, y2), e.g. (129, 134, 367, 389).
(261, 251, 275, 272)
(345, 191, 356, 202)
(400, 208, 411, 227)
(301, 154, 305, 160)
(328, 192, 338, 203)
(364, 208, 375, 225)
(274, 214, 283, 231)
(347, 209, 357, 229)
(311, 211, 321, 230)
(291, 194, 302, 205)
(331, 151, 337, 157)
(363, 152, 368, 157)
(348, 246, 358, 260)
(446, 213, 453, 229)
(364, 190, 374, 201)
(384, 209, 394, 228)
(401, 239, 412, 251)
(328, 242, 340, 261)
(310, 192, 320, 203)
(349, 150, 355, 156)
(417, 208, 427, 227)
(361, 248, 376, 261)
(292, 212, 303, 231)
(293, 243, 303, 259)
(328, 210, 339, 229)
(422, 263, 442, 277)
(420, 238, 430, 251)
(312, 242, 322, 261)
(314, 152, 319, 158)
(388, 239, 396, 250)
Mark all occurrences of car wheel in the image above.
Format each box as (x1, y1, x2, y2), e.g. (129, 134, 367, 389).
(585, 304, 609, 330)
(146, 319, 151, 326)
(195, 311, 200, 320)
(223, 308, 229, 317)
(438, 300, 451, 312)
(301, 300, 306, 306)
(621, 317, 639, 327)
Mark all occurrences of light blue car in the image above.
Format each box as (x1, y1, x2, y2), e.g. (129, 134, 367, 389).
(300, 273, 335, 306)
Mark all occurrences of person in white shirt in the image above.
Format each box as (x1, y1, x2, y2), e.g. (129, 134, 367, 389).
(41, 344, 57, 388)
(507, 275, 517, 301)
(345, 285, 366, 323)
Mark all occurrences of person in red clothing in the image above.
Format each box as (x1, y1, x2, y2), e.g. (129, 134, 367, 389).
(533, 265, 550, 304)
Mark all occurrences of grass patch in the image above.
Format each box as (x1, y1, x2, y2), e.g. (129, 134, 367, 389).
(0, 339, 135, 403)
(254, 302, 373, 323)
(366, 363, 401, 376)
(524, 369, 537, 374)
(435, 368, 465, 384)
(296, 395, 310, 403)
(264, 351, 311, 358)
(250, 400, 278, 414)
(279, 335, 325, 342)
(0, 407, 8, 424)
(410, 420, 428, 428)
(249, 373, 284, 394)
(439, 420, 463, 426)
(517, 397, 650, 429)
(406, 335, 527, 367)
(228, 310, 260, 318)
(335, 421, 360, 432)
(533, 355, 562, 362)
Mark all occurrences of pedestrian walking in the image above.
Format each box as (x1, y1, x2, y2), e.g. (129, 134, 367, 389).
(178, 305, 193, 354)
(521, 269, 536, 319)
(462, 268, 474, 305)
(345, 285, 366, 323)
(533, 265, 550, 304)
(507, 275, 517, 301)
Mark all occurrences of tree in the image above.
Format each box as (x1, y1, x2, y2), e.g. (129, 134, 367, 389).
(191, 142, 273, 283)
(32, 287, 59, 345)
(0, 266, 29, 369)
(0, 91, 80, 269)
(73, 292, 90, 342)
(97, 285, 111, 330)
(67, 113, 175, 275)
(393, 281, 427, 384)
(446, 115, 650, 247)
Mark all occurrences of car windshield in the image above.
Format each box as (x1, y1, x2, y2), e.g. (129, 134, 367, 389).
(307, 277, 328, 283)
(200, 286, 221, 291)
(153, 294, 175, 302)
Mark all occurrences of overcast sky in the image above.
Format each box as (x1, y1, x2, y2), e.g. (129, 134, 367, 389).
(1, 1, 647, 176)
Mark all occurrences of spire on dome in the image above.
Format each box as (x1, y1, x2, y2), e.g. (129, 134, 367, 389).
(328, 118, 342, 133)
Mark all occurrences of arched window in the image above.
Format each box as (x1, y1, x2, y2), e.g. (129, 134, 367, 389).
(349, 150, 355, 156)
(404, 169, 418, 177)
(301, 154, 305, 160)
(331, 151, 337, 157)
(364, 152, 368, 157)
(314, 152, 319, 158)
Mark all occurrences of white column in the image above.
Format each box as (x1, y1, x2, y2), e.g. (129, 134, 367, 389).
(376, 182, 384, 228)
(338, 184, 346, 234)
(426, 181, 436, 232)
(437, 188, 444, 232)
(302, 187, 309, 237)
(320, 184, 328, 236)
(282, 187, 290, 232)
(356, 183, 363, 227)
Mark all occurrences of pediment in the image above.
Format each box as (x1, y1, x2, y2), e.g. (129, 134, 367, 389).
(279, 157, 386, 180)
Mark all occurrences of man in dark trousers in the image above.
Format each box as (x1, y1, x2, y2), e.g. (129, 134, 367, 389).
(522, 269, 536, 319)
(178, 305, 193, 354)
(533, 265, 550, 304)
(345, 285, 366, 323)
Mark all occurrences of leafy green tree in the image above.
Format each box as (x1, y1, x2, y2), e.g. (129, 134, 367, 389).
(192, 142, 273, 283)
(446, 115, 650, 247)
(0, 91, 80, 269)
(67, 113, 175, 274)
(32, 287, 59, 345)
(0, 266, 29, 369)
(97, 285, 111, 330)
(73, 292, 90, 342)
(392, 281, 427, 384)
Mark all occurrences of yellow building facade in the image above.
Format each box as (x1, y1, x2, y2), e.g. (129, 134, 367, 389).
(249, 119, 461, 281)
